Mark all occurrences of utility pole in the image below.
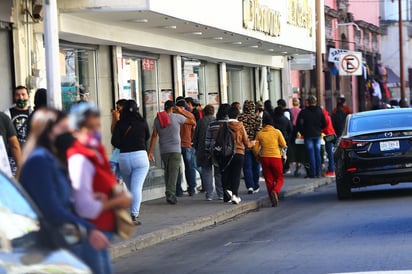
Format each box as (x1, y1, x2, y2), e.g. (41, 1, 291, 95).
(398, 0, 406, 105)
(43, 0, 62, 109)
(315, 0, 324, 105)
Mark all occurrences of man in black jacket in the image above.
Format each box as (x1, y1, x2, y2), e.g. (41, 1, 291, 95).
(296, 96, 326, 178)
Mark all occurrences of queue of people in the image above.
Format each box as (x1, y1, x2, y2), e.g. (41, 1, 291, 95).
(0, 83, 354, 273)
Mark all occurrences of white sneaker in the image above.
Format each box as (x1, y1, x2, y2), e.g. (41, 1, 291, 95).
(247, 187, 254, 194)
(225, 190, 233, 199)
(231, 195, 241, 205)
(253, 187, 260, 194)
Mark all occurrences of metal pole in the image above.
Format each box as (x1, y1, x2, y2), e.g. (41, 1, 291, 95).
(398, 0, 406, 104)
(315, 0, 324, 104)
(43, 0, 62, 109)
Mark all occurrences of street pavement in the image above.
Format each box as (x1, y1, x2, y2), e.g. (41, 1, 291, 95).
(114, 182, 412, 274)
(110, 174, 334, 259)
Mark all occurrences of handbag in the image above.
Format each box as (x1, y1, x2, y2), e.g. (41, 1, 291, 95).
(115, 209, 135, 239)
(324, 134, 337, 143)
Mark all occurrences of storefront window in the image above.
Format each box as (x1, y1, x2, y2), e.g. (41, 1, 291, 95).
(60, 47, 97, 111)
(182, 60, 203, 102)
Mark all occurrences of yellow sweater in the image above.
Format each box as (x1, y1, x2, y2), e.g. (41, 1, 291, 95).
(253, 125, 287, 158)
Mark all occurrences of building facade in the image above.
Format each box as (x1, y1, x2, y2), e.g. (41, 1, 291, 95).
(290, 0, 382, 113)
(380, 0, 412, 103)
(3, 0, 316, 200)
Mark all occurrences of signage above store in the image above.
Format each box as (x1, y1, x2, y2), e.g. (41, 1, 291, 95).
(243, 0, 281, 37)
(287, 0, 313, 37)
(328, 48, 351, 63)
(339, 52, 363, 76)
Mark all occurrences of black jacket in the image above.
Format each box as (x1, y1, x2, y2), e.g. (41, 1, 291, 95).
(112, 117, 150, 153)
(273, 114, 293, 142)
(296, 106, 326, 138)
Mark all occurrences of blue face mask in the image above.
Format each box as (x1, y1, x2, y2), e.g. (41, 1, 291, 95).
(86, 131, 102, 148)
(185, 106, 190, 111)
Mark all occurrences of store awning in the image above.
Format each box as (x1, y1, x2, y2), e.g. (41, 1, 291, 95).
(386, 66, 408, 88)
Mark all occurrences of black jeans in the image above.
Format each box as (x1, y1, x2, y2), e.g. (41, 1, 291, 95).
(222, 154, 244, 202)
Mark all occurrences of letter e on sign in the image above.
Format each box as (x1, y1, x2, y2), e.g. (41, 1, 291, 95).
(339, 52, 363, 76)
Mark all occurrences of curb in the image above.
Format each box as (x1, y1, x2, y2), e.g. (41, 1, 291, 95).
(110, 177, 334, 259)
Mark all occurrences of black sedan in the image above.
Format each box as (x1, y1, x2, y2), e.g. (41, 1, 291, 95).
(334, 108, 412, 199)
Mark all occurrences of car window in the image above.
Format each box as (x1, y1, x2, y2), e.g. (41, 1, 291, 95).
(0, 172, 40, 246)
(349, 113, 412, 133)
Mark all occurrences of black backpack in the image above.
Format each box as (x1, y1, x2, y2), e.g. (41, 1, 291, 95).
(212, 122, 235, 171)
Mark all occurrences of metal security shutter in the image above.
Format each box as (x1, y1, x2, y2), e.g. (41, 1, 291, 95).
(0, 26, 14, 111)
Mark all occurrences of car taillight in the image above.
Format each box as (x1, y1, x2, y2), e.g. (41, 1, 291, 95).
(340, 139, 369, 149)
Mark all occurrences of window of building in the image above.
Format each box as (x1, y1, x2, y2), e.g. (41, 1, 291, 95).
(60, 46, 98, 111)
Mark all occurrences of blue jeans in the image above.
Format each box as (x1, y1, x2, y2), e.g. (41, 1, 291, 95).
(72, 231, 114, 274)
(200, 162, 223, 199)
(325, 141, 335, 172)
(119, 150, 150, 216)
(304, 137, 322, 177)
(177, 147, 197, 195)
(243, 150, 260, 190)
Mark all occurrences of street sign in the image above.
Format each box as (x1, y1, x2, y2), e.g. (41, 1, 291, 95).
(328, 48, 353, 63)
(339, 52, 363, 76)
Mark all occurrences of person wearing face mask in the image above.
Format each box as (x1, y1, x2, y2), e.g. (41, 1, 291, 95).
(66, 102, 132, 274)
(4, 86, 33, 146)
(19, 108, 110, 272)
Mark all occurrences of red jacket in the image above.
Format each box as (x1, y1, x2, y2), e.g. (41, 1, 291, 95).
(67, 140, 116, 231)
(322, 109, 336, 136)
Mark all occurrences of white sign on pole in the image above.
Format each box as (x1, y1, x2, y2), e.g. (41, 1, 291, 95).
(328, 48, 350, 63)
(339, 52, 363, 76)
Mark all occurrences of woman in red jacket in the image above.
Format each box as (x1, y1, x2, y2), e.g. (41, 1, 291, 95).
(322, 108, 337, 177)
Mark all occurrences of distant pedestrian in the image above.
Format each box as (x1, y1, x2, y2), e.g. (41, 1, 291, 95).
(193, 104, 222, 200)
(112, 100, 150, 225)
(332, 95, 351, 137)
(175, 96, 197, 197)
(27, 88, 47, 135)
(148, 100, 196, 204)
(109, 99, 128, 181)
(231, 101, 241, 112)
(205, 104, 232, 200)
(4, 86, 32, 146)
(222, 106, 254, 204)
(277, 99, 293, 122)
(67, 102, 132, 274)
(263, 100, 274, 122)
(253, 115, 287, 207)
(273, 106, 293, 173)
(238, 100, 262, 194)
(185, 97, 203, 122)
(296, 96, 326, 178)
(322, 108, 336, 178)
(289, 98, 302, 177)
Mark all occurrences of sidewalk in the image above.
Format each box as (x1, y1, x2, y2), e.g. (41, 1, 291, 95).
(110, 175, 335, 259)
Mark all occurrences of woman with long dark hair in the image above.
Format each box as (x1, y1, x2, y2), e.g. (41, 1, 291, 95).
(20, 109, 110, 270)
(112, 99, 150, 225)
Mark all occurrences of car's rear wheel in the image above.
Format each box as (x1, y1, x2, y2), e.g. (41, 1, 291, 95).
(336, 174, 352, 200)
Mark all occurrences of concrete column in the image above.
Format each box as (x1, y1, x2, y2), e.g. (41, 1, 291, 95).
(219, 62, 227, 104)
(112, 46, 122, 100)
(173, 55, 183, 98)
(43, 0, 62, 109)
(254, 67, 260, 101)
(260, 66, 269, 101)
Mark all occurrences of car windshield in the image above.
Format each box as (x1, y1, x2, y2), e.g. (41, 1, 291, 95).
(0, 172, 40, 248)
(349, 112, 412, 133)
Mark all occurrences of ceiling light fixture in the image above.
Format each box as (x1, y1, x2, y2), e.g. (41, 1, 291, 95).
(131, 19, 148, 23)
(267, 49, 275, 52)
(249, 45, 259, 48)
(212, 36, 223, 40)
(232, 41, 242, 45)
(161, 25, 177, 29)
(188, 31, 202, 35)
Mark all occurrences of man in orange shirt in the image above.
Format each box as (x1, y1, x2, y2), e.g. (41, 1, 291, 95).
(176, 96, 197, 196)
